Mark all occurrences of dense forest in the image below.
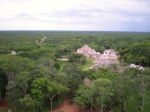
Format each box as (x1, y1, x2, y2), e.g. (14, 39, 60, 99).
(0, 31, 150, 112)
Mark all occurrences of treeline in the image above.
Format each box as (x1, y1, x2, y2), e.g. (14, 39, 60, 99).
(0, 31, 150, 112)
(0, 31, 150, 65)
(75, 67, 150, 112)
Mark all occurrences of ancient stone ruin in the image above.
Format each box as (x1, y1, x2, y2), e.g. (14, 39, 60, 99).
(77, 45, 119, 68)
(11, 51, 17, 55)
(127, 64, 144, 71)
(94, 49, 119, 67)
(41, 37, 47, 43)
(77, 45, 100, 59)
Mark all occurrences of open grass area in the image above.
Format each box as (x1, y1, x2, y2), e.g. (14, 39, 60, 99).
(82, 58, 94, 71)
(58, 58, 94, 71)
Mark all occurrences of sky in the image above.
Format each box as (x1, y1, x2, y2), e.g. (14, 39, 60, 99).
(0, 0, 150, 32)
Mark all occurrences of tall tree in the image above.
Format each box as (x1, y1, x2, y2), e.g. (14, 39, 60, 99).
(75, 78, 113, 112)
(31, 78, 69, 111)
(6, 81, 22, 111)
(131, 74, 150, 111)
(112, 75, 132, 112)
(62, 64, 83, 97)
(0, 69, 7, 98)
(75, 85, 94, 111)
(16, 72, 31, 96)
(69, 53, 86, 64)
(93, 78, 113, 112)
(19, 94, 35, 111)
(0, 55, 34, 82)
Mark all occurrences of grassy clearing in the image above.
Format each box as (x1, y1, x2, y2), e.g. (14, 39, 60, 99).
(58, 58, 94, 71)
(82, 58, 94, 71)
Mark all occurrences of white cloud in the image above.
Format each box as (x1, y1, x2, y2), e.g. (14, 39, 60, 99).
(0, 0, 150, 31)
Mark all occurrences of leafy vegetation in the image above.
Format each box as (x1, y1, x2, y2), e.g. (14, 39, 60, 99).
(0, 31, 150, 112)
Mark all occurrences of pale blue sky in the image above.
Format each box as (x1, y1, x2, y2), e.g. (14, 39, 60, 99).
(0, 0, 150, 32)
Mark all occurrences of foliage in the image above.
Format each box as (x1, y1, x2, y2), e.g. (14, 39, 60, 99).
(0, 31, 150, 112)
(75, 78, 113, 111)
(69, 52, 86, 64)
(31, 78, 69, 111)
(75, 85, 94, 110)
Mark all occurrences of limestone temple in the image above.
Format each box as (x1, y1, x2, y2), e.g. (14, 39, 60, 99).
(77, 45, 100, 59)
(94, 49, 119, 67)
(77, 45, 119, 67)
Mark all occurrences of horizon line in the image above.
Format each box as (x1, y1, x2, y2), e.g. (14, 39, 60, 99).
(0, 30, 150, 33)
